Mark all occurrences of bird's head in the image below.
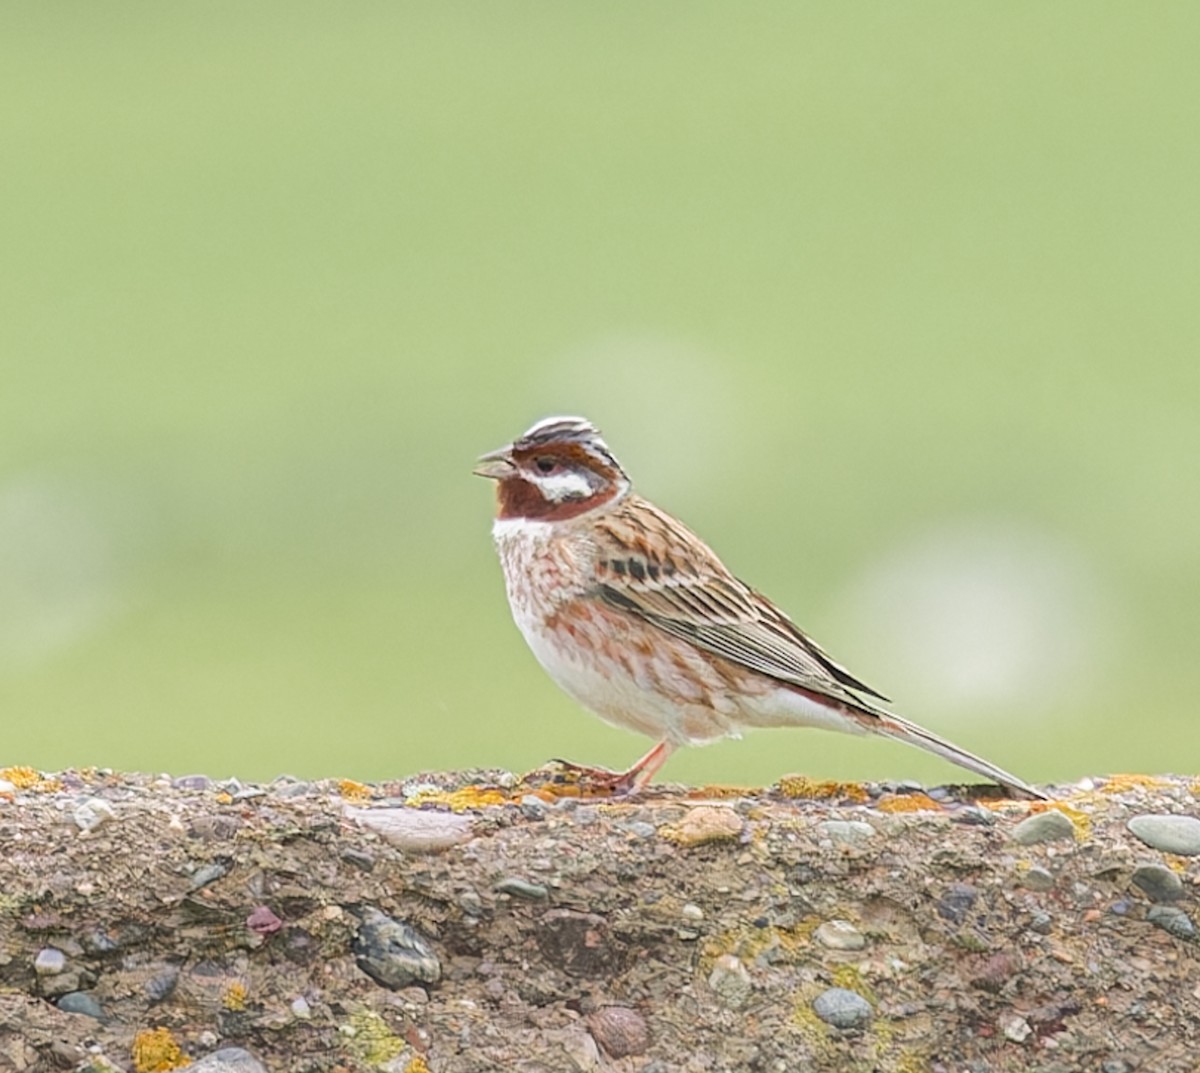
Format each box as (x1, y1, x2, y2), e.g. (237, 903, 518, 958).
(473, 416, 631, 521)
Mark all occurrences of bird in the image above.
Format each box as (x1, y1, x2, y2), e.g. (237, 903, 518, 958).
(474, 416, 1045, 800)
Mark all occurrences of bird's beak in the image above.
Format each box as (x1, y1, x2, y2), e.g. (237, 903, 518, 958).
(472, 444, 515, 480)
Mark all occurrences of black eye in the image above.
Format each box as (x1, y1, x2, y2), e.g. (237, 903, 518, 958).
(535, 457, 557, 474)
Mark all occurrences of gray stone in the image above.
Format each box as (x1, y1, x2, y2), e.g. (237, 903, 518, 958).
(1146, 905, 1196, 941)
(494, 876, 549, 901)
(188, 1048, 268, 1073)
(172, 774, 212, 791)
(707, 954, 752, 1008)
(353, 908, 441, 989)
(812, 987, 872, 1029)
(73, 798, 117, 833)
(345, 805, 472, 853)
(814, 919, 866, 951)
(33, 948, 66, 976)
(1131, 862, 1184, 903)
(1127, 814, 1200, 856)
(816, 820, 876, 845)
(1019, 866, 1055, 891)
(56, 991, 105, 1020)
(1012, 810, 1076, 845)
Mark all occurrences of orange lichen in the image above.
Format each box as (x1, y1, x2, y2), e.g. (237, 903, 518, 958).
(776, 775, 869, 803)
(874, 792, 943, 814)
(338, 779, 375, 803)
(132, 1027, 188, 1072)
(222, 980, 248, 1010)
(405, 1059, 432, 1073)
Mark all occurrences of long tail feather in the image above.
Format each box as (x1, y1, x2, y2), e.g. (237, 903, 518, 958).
(869, 711, 1048, 800)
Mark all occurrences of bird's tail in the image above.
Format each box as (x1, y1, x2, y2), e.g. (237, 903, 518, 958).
(867, 709, 1048, 800)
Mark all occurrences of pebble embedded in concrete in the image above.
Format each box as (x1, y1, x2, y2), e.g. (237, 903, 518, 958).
(1131, 862, 1184, 903)
(708, 954, 752, 1009)
(812, 987, 872, 1028)
(352, 908, 441, 989)
(1127, 814, 1200, 857)
(1011, 810, 1075, 845)
(814, 919, 866, 951)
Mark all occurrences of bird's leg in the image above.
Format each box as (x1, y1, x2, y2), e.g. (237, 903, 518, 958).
(547, 741, 674, 796)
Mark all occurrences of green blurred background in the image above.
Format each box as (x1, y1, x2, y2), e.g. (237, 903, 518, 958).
(3, 4, 1198, 787)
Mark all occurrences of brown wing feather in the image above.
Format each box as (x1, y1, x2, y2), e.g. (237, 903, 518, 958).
(591, 496, 890, 707)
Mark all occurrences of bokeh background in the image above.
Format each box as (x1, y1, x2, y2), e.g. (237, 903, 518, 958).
(3, 4, 1198, 788)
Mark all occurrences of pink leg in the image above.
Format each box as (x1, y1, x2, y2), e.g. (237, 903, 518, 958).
(618, 740, 673, 792)
(548, 740, 674, 796)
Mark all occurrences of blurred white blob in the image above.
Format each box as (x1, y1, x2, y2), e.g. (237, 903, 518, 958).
(537, 333, 740, 498)
(0, 476, 124, 671)
(831, 520, 1115, 718)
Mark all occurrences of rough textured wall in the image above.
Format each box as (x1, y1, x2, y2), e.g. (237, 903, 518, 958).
(0, 767, 1197, 1073)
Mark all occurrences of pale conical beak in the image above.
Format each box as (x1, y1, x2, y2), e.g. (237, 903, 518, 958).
(472, 445, 515, 480)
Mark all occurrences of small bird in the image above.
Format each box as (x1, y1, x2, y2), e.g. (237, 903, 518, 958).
(475, 416, 1045, 799)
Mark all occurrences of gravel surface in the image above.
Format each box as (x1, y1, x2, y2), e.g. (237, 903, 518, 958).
(0, 766, 1197, 1072)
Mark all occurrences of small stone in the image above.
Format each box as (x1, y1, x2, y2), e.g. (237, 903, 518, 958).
(188, 1048, 268, 1073)
(663, 806, 744, 847)
(937, 883, 978, 924)
(1146, 905, 1196, 941)
(0, 779, 15, 794)
(624, 821, 656, 839)
(34, 948, 66, 975)
(1127, 814, 1200, 856)
(346, 806, 472, 853)
(246, 906, 283, 934)
(353, 908, 441, 989)
(494, 876, 549, 901)
(680, 903, 705, 922)
(587, 1005, 650, 1058)
(1000, 1011, 1033, 1042)
(73, 798, 117, 834)
(1131, 863, 1184, 903)
(340, 848, 375, 872)
(816, 820, 876, 846)
(188, 862, 229, 891)
(232, 787, 267, 801)
(814, 920, 866, 951)
(707, 954, 752, 1009)
(145, 965, 180, 1002)
(1012, 810, 1076, 845)
(812, 987, 872, 1029)
(1028, 911, 1053, 934)
(172, 774, 213, 791)
(290, 996, 311, 1019)
(274, 780, 313, 798)
(56, 991, 105, 1020)
(1020, 866, 1056, 892)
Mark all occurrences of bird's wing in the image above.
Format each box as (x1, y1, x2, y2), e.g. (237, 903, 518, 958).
(590, 496, 889, 705)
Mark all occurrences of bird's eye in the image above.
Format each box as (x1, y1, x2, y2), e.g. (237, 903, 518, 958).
(535, 457, 557, 474)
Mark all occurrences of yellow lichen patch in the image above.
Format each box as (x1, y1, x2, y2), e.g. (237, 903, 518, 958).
(222, 980, 248, 1011)
(0, 766, 61, 792)
(214, 791, 233, 806)
(660, 805, 744, 847)
(831, 962, 878, 1004)
(132, 1027, 188, 1072)
(689, 784, 757, 799)
(874, 792, 943, 814)
(405, 1059, 432, 1073)
(776, 775, 869, 803)
(344, 1009, 405, 1065)
(407, 786, 509, 812)
(1100, 773, 1169, 794)
(1164, 854, 1189, 874)
(338, 779, 375, 803)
